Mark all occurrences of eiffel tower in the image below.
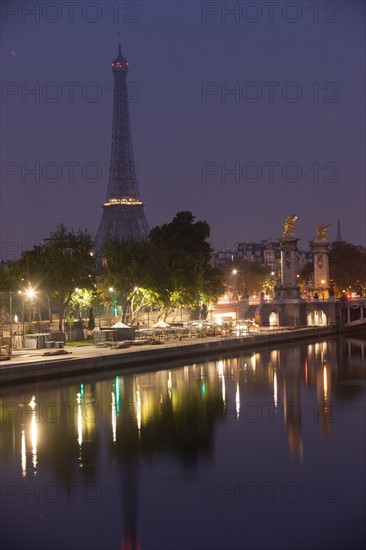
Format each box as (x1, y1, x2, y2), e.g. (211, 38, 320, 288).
(95, 41, 149, 259)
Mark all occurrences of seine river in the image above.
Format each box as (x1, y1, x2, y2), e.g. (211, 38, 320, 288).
(0, 336, 365, 550)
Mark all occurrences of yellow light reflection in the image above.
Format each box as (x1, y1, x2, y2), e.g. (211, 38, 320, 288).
(235, 382, 240, 420)
(221, 376, 226, 406)
(274, 371, 278, 409)
(21, 430, 26, 478)
(167, 371, 172, 400)
(28, 395, 36, 410)
(305, 359, 308, 386)
(30, 410, 37, 475)
(218, 361, 226, 405)
(251, 353, 256, 372)
(218, 360, 224, 378)
(136, 388, 141, 431)
(323, 365, 328, 402)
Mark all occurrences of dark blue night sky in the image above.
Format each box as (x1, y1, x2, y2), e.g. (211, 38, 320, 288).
(1, 1, 365, 260)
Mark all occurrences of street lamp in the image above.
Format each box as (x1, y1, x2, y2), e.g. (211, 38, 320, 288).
(270, 271, 276, 299)
(17, 291, 25, 346)
(26, 289, 36, 333)
(108, 287, 118, 317)
(320, 279, 326, 300)
(232, 269, 239, 320)
(232, 269, 238, 294)
(8, 292, 13, 354)
(18, 287, 36, 346)
(26, 289, 37, 315)
(108, 288, 114, 317)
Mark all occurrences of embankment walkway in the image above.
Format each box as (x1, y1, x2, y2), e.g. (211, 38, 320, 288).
(0, 326, 338, 386)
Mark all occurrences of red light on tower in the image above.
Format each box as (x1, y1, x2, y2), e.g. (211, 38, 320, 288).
(112, 41, 128, 71)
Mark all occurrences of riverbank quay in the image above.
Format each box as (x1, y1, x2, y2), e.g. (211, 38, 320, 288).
(0, 326, 339, 386)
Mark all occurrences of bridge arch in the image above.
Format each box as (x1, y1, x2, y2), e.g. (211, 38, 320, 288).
(307, 309, 327, 326)
(269, 311, 279, 327)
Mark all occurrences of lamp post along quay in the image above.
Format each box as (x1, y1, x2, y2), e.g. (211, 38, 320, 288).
(9, 292, 13, 354)
(16, 287, 37, 349)
(232, 269, 239, 320)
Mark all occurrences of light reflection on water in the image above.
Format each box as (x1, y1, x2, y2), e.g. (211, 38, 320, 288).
(0, 337, 365, 550)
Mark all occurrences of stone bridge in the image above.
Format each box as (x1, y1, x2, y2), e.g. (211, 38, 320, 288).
(256, 298, 366, 328)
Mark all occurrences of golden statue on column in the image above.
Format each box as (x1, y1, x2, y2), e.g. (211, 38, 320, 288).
(315, 224, 330, 241)
(283, 215, 298, 236)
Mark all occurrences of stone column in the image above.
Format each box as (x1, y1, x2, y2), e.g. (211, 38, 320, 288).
(275, 236, 301, 300)
(270, 216, 307, 327)
(311, 239, 330, 299)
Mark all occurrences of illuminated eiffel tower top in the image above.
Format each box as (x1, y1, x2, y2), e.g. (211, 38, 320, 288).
(95, 40, 149, 257)
(106, 40, 141, 201)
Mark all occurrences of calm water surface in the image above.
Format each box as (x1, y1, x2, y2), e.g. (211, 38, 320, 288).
(0, 336, 365, 550)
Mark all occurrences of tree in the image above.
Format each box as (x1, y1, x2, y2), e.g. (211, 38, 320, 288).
(87, 308, 95, 331)
(224, 260, 271, 296)
(0, 263, 12, 291)
(202, 265, 225, 305)
(9, 225, 95, 330)
(149, 211, 224, 313)
(299, 262, 313, 287)
(329, 242, 366, 294)
(99, 212, 225, 323)
(0, 263, 14, 323)
(7, 246, 53, 322)
(101, 239, 154, 323)
(68, 288, 96, 320)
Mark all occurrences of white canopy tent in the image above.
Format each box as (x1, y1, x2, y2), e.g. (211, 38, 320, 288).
(153, 321, 171, 328)
(111, 322, 129, 328)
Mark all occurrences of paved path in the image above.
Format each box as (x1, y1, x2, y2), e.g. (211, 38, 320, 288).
(6, 333, 258, 366)
(4, 327, 319, 367)
(0, 327, 337, 385)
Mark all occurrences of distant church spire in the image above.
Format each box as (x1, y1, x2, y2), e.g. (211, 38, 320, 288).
(336, 219, 343, 242)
